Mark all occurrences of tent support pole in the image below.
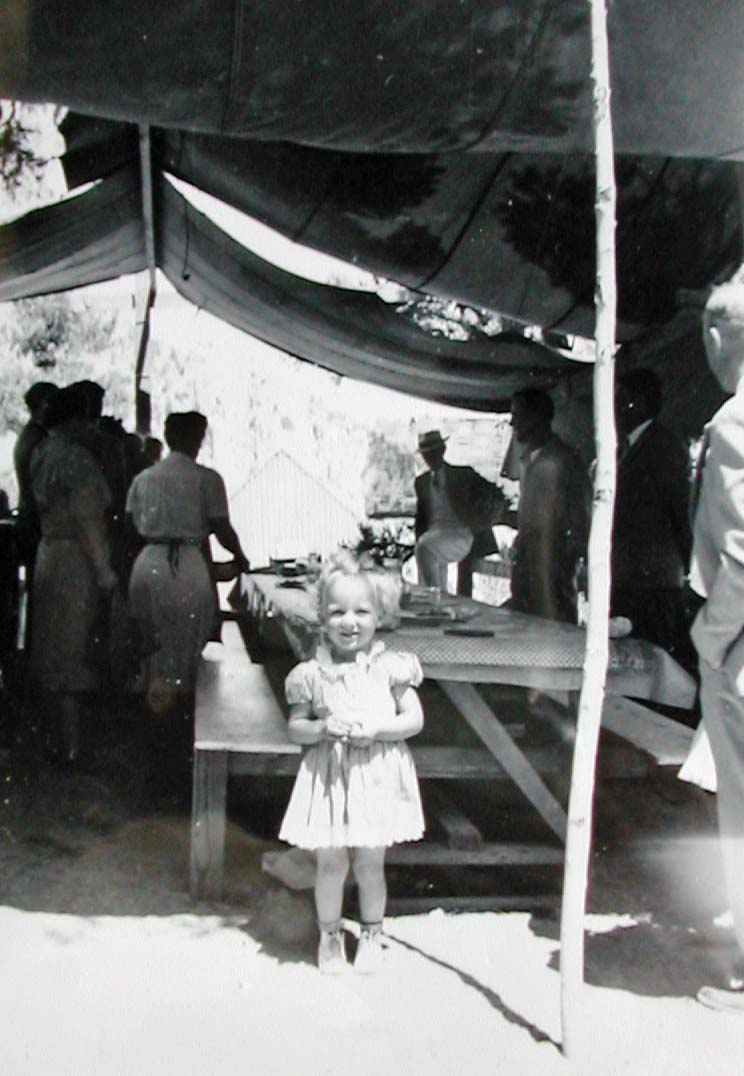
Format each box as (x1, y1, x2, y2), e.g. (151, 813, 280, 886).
(559, 0, 618, 1059)
(135, 124, 157, 434)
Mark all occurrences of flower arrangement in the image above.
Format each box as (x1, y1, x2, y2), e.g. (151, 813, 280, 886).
(354, 522, 414, 567)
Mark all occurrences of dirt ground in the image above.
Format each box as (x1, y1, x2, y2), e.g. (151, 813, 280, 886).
(1, 682, 744, 1075)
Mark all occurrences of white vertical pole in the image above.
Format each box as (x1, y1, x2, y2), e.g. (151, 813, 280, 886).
(135, 125, 157, 433)
(559, 0, 618, 1059)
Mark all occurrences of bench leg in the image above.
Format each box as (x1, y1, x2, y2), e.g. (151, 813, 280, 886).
(190, 748, 228, 901)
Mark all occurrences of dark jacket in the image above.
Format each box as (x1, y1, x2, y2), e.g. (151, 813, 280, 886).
(612, 420, 692, 593)
(414, 463, 498, 542)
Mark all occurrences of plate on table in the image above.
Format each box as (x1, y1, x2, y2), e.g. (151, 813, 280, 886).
(399, 606, 477, 627)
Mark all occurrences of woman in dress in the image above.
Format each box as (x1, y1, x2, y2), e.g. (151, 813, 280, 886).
(29, 384, 117, 763)
(126, 411, 249, 722)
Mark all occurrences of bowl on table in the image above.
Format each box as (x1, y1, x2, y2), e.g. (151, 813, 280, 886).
(270, 556, 305, 577)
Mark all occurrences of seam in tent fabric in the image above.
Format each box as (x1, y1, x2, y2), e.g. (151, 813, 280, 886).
(418, 152, 513, 292)
(222, 0, 247, 133)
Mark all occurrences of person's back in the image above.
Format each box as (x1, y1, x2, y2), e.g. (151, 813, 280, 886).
(14, 421, 46, 514)
(127, 451, 220, 541)
(611, 369, 693, 660)
(511, 433, 589, 621)
(508, 389, 589, 622)
(13, 381, 58, 563)
(612, 421, 691, 590)
(126, 412, 249, 730)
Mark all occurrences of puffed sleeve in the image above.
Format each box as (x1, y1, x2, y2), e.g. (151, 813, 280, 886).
(284, 662, 317, 706)
(385, 651, 423, 690)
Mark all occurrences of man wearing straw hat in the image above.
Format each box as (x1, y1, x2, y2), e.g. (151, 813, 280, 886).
(691, 281, 744, 1012)
(414, 429, 497, 592)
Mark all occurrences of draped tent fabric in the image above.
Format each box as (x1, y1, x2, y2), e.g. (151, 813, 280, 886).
(1, 4, 743, 409)
(155, 173, 571, 411)
(59, 114, 744, 345)
(0, 167, 573, 411)
(2, 1, 744, 159)
(0, 167, 146, 300)
(155, 134, 744, 342)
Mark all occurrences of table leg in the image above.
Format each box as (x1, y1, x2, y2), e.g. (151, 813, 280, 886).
(190, 748, 228, 900)
(439, 681, 567, 842)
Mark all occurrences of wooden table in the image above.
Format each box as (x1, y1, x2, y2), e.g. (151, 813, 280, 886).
(243, 574, 696, 844)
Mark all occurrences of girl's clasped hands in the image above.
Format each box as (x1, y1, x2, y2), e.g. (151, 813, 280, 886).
(320, 707, 377, 747)
(278, 548, 425, 975)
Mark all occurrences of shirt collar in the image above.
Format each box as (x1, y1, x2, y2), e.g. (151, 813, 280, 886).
(315, 639, 386, 676)
(626, 419, 653, 449)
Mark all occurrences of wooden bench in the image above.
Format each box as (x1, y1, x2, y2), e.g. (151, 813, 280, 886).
(601, 695, 694, 767)
(189, 637, 301, 900)
(539, 689, 695, 767)
(188, 644, 568, 901)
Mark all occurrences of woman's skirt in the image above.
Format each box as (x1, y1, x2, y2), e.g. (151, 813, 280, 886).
(30, 537, 104, 692)
(128, 543, 215, 705)
(279, 738, 425, 850)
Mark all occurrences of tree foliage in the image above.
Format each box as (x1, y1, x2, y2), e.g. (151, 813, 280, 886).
(0, 100, 59, 204)
(0, 294, 133, 435)
(0, 102, 44, 196)
(363, 430, 416, 514)
(10, 295, 117, 368)
(494, 156, 742, 325)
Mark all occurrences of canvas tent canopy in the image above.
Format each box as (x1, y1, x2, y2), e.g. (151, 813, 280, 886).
(0, 1, 742, 411)
(3, 1, 744, 158)
(0, 161, 574, 412)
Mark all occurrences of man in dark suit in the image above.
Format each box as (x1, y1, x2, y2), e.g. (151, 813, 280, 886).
(414, 430, 497, 592)
(611, 369, 693, 665)
(691, 283, 744, 1012)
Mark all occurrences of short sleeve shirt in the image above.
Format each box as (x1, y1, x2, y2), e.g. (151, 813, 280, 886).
(126, 451, 228, 541)
(31, 432, 111, 536)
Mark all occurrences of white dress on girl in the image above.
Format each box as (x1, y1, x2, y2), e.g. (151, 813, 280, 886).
(279, 641, 425, 850)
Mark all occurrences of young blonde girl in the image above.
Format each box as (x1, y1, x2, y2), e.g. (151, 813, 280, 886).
(279, 549, 425, 974)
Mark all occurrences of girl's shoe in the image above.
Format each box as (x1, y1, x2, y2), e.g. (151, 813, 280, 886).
(318, 928, 347, 974)
(354, 923, 383, 975)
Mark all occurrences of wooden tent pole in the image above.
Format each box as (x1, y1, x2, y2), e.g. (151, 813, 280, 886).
(135, 124, 157, 434)
(559, 0, 618, 1059)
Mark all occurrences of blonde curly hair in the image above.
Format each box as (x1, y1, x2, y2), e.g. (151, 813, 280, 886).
(317, 547, 402, 627)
